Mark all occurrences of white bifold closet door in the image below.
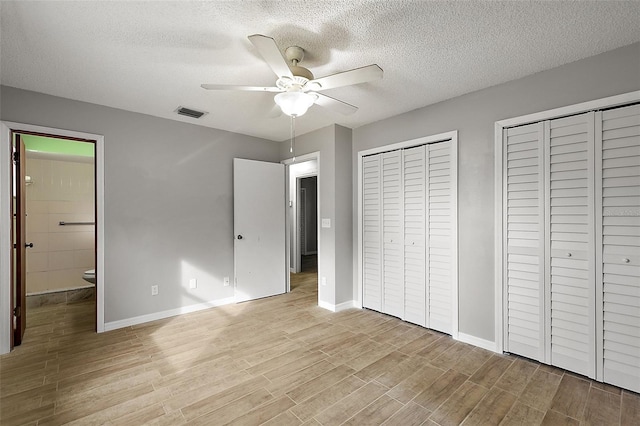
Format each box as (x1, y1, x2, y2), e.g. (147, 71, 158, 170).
(546, 112, 595, 378)
(403, 145, 427, 327)
(362, 141, 453, 334)
(382, 151, 404, 319)
(427, 141, 454, 334)
(504, 104, 640, 392)
(597, 104, 640, 393)
(504, 122, 545, 362)
(362, 155, 382, 312)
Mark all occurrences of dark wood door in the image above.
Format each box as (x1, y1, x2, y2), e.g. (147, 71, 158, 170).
(13, 134, 27, 346)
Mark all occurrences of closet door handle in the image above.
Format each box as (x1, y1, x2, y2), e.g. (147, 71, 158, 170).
(623, 258, 630, 263)
(566, 252, 572, 257)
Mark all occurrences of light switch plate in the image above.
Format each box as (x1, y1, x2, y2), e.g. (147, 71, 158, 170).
(321, 218, 331, 228)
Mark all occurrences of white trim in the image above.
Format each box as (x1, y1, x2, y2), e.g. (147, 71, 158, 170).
(357, 130, 459, 334)
(450, 132, 459, 340)
(457, 333, 500, 353)
(318, 299, 358, 312)
(594, 110, 604, 382)
(493, 122, 504, 354)
(104, 297, 236, 331)
(493, 90, 640, 360)
(357, 151, 364, 308)
(358, 131, 459, 158)
(0, 124, 12, 354)
(0, 122, 105, 354)
(281, 151, 320, 166)
(497, 91, 640, 128)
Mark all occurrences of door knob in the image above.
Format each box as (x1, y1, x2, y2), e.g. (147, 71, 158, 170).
(237, 235, 243, 240)
(566, 253, 572, 257)
(623, 258, 630, 263)
(25, 243, 33, 248)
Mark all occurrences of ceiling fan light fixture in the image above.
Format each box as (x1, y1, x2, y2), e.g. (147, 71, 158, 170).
(274, 91, 317, 117)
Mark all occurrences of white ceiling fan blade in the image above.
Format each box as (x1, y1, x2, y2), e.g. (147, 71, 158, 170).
(201, 84, 281, 92)
(314, 93, 358, 115)
(248, 34, 293, 79)
(311, 64, 383, 91)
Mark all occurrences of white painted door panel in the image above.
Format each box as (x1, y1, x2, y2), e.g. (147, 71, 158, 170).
(363, 155, 382, 311)
(403, 146, 426, 326)
(382, 150, 404, 319)
(547, 112, 595, 378)
(504, 123, 545, 361)
(427, 141, 453, 334)
(233, 158, 286, 303)
(598, 104, 640, 392)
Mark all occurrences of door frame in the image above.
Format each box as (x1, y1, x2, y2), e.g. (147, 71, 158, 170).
(357, 131, 459, 339)
(282, 152, 320, 293)
(292, 174, 318, 273)
(0, 121, 105, 354)
(493, 90, 640, 357)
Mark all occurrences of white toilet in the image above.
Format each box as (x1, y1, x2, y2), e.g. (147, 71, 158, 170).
(82, 269, 96, 284)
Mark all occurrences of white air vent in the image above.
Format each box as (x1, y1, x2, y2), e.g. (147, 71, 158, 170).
(175, 106, 207, 119)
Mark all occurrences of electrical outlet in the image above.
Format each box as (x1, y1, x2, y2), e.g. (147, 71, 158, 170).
(189, 278, 197, 289)
(321, 277, 327, 286)
(223, 277, 230, 286)
(151, 285, 158, 296)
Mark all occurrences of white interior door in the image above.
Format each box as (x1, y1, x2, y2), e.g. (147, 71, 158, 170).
(234, 158, 286, 302)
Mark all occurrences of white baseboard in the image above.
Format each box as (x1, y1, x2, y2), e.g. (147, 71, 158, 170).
(457, 332, 501, 353)
(318, 299, 358, 312)
(104, 296, 236, 332)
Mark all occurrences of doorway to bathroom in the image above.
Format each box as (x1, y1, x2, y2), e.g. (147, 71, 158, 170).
(1, 121, 105, 354)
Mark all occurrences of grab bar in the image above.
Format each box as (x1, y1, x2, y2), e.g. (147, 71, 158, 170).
(59, 221, 95, 226)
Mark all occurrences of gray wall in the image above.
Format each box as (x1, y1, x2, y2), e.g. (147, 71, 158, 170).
(2, 40, 637, 343)
(352, 42, 640, 342)
(1, 86, 281, 324)
(280, 124, 352, 307)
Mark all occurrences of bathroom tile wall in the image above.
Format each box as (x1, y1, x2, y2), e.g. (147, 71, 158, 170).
(25, 155, 95, 294)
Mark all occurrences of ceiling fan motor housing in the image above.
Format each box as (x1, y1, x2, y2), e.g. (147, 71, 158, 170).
(284, 45, 314, 82)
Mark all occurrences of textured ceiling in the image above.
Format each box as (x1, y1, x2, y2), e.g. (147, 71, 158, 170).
(2, 1, 640, 141)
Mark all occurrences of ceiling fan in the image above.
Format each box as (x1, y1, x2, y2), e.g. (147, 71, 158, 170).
(201, 34, 383, 117)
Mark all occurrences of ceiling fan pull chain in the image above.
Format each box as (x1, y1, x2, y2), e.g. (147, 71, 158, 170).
(290, 115, 296, 162)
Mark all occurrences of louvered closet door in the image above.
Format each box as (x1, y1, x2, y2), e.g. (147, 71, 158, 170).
(547, 112, 595, 377)
(382, 151, 404, 319)
(362, 155, 382, 311)
(504, 123, 545, 361)
(427, 141, 453, 334)
(599, 105, 640, 392)
(403, 146, 427, 326)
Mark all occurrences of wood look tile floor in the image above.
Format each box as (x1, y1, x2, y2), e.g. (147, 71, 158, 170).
(2, 261, 639, 425)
